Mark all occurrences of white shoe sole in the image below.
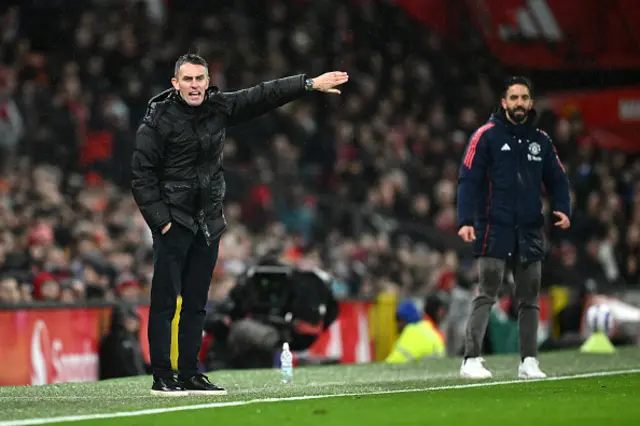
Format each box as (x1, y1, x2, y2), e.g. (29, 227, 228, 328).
(185, 389, 228, 396)
(518, 372, 547, 380)
(150, 390, 189, 397)
(460, 371, 493, 380)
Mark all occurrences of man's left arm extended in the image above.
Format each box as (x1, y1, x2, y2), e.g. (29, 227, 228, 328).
(542, 138, 571, 225)
(222, 72, 348, 126)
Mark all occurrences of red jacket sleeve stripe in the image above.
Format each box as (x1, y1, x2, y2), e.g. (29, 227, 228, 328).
(463, 123, 494, 169)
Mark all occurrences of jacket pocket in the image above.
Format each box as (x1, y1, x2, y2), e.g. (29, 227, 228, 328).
(162, 182, 197, 211)
(520, 228, 546, 260)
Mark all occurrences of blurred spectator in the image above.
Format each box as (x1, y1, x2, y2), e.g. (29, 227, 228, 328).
(0, 275, 21, 305)
(99, 303, 149, 380)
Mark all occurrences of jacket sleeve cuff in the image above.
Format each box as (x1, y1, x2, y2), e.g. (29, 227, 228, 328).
(292, 73, 307, 93)
(143, 202, 172, 232)
(156, 218, 171, 233)
(556, 205, 571, 218)
(458, 220, 474, 228)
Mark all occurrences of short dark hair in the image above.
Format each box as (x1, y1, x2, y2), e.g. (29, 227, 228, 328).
(502, 76, 533, 98)
(174, 53, 209, 77)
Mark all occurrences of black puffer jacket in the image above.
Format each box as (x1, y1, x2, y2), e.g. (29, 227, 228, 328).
(131, 74, 308, 244)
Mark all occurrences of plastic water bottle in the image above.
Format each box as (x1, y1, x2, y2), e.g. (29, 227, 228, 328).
(280, 342, 293, 384)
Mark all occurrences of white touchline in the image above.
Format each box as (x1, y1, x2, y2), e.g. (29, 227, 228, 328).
(0, 372, 463, 401)
(1, 369, 639, 426)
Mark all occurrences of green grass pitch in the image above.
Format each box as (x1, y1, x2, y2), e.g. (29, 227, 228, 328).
(1, 347, 639, 426)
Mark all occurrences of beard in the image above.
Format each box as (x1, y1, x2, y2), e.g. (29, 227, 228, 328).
(507, 106, 529, 123)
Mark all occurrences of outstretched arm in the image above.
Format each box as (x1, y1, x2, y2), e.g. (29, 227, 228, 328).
(223, 72, 348, 127)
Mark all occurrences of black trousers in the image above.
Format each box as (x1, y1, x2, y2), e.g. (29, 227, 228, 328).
(148, 223, 220, 380)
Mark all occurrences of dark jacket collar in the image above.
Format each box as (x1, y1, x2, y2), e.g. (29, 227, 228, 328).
(145, 86, 221, 112)
(490, 107, 537, 137)
(142, 86, 230, 124)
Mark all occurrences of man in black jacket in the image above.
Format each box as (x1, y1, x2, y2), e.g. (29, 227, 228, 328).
(131, 53, 348, 396)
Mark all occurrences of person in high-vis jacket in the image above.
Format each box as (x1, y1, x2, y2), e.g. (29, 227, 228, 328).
(385, 300, 445, 364)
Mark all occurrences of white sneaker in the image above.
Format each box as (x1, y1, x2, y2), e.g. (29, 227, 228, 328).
(460, 357, 493, 379)
(518, 357, 547, 379)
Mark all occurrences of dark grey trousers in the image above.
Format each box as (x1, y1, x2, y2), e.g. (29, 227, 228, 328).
(463, 257, 541, 359)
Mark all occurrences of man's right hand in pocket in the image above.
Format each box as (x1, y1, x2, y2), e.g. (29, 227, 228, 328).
(161, 222, 172, 235)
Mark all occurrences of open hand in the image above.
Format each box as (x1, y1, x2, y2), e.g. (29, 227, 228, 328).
(553, 211, 570, 229)
(311, 72, 349, 94)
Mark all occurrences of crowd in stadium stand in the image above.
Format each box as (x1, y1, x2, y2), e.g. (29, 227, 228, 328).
(0, 0, 638, 310)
